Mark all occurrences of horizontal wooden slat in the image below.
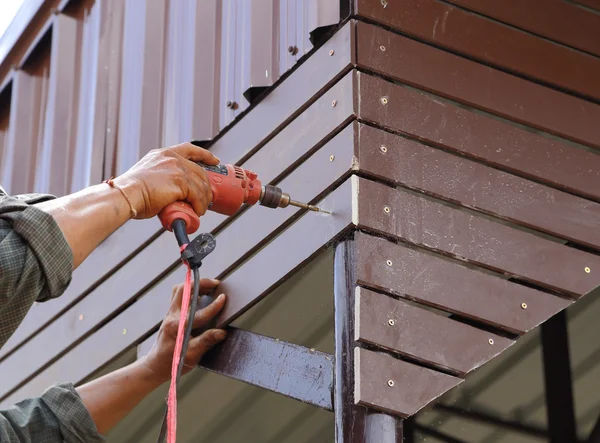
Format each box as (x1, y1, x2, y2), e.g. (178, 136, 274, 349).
(0, 43, 355, 361)
(354, 348, 462, 418)
(573, 0, 600, 12)
(446, 0, 600, 58)
(0, 120, 356, 399)
(355, 123, 600, 250)
(355, 0, 600, 101)
(201, 328, 334, 410)
(355, 73, 600, 202)
(355, 179, 600, 298)
(354, 232, 572, 335)
(0, 178, 354, 407)
(355, 288, 514, 376)
(355, 22, 600, 149)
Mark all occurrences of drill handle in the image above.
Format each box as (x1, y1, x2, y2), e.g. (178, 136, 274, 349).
(158, 201, 200, 235)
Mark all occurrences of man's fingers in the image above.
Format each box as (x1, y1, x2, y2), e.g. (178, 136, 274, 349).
(187, 329, 227, 362)
(170, 284, 185, 306)
(199, 278, 220, 295)
(184, 171, 212, 216)
(170, 143, 219, 165)
(193, 293, 226, 329)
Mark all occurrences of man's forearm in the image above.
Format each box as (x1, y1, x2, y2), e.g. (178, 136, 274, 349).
(76, 358, 165, 436)
(35, 183, 133, 269)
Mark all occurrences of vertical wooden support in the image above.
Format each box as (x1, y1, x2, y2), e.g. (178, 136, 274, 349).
(334, 240, 403, 442)
(541, 311, 578, 443)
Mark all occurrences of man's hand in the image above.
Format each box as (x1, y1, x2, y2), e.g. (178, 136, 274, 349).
(115, 143, 220, 219)
(140, 279, 227, 383)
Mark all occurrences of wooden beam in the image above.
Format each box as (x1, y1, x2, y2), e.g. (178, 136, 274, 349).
(541, 311, 578, 443)
(355, 21, 600, 149)
(199, 328, 334, 410)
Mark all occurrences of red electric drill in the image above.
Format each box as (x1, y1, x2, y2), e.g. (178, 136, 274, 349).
(158, 163, 326, 235)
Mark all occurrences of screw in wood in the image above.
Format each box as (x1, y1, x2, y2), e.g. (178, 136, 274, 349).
(521, 303, 528, 310)
(330, 155, 335, 162)
(388, 319, 395, 326)
(386, 259, 393, 267)
(384, 206, 391, 214)
(387, 380, 395, 387)
(381, 0, 388, 7)
(331, 100, 337, 107)
(329, 49, 335, 56)
(380, 45, 386, 52)
(288, 45, 298, 55)
(381, 97, 388, 105)
(585, 266, 591, 274)
(380, 146, 388, 153)
(122, 328, 128, 335)
(488, 338, 494, 345)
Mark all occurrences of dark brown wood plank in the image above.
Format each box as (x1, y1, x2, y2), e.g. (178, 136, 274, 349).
(355, 0, 600, 101)
(355, 124, 600, 250)
(355, 73, 600, 202)
(0, 178, 355, 407)
(0, 123, 356, 399)
(446, 0, 600, 58)
(354, 232, 572, 335)
(354, 348, 462, 418)
(355, 179, 600, 298)
(355, 22, 600, 149)
(200, 328, 334, 411)
(573, 0, 600, 12)
(355, 288, 514, 376)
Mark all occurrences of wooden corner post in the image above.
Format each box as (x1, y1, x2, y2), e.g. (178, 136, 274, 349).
(333, 238, 404, 442)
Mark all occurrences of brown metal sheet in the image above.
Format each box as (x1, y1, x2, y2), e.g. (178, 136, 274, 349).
(34, 14, 79, 196)
(0, 179, 354, 406)
(201, 328, 334, 411)
(446, 0, 600, 58)
(116, 0, 167, 175)
(355, 73, 600, 202)
(354, 348, 462, 418)
(355, 288, 514, 376)
(0, 129, 356, 398)
(355, 124, 600, 250)
(0, 50, 355, 362)
(355, 0, 600, 101)
(355, 22, 600, 149)
(355, 179, 600, 298)
(354, 232, 572, 335)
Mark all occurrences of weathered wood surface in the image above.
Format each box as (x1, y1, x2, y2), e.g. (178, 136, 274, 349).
(355, 22, 600, 149)
(0, 177, 355, 406)
(354, 232, 572, 335)
(355, 123, 600, 249)
(355, 73, 600, 202)
(355, 288, 514, 376)
(355, 179, 600, 298)
(354, 348, 462, 418)
(355, 0, 600, 101)
(446, 0, 600, 57)
(201, 328, 334, 411)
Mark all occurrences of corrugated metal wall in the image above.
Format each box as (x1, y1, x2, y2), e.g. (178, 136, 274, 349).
(0, 0, 340, 196)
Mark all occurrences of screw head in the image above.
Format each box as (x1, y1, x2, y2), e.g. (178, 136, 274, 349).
(79, 314, 84, 321)
(381, 97, 388, 105)
(329, 49, 335, 56)
(380, 146, 388, 153)
(386, 259, 393, 267)
(388, 319, 395, 326)
(384, 206, 391, 213)
(122, 328, 128, 335)
(387, 380, 395, 387)
(381, 0, 388, 7)
(585, 266, 591, 274)
(331, 100, 337, 107)
(489, 338, 494, 345)
(521, 303, 528, 310)
(288, 45, 298, 55)
(330, 155, 335, 161)
(380, 45, 386, 52)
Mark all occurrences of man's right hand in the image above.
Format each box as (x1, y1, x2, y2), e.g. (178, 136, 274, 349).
(114, 143, 220, 219)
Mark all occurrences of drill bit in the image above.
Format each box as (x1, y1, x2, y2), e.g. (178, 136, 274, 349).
(289, 200, 332, 215)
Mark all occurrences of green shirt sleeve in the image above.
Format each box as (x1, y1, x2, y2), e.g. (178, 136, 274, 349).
(0, 191, 73, 350)
(0, 383, 105, 443)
